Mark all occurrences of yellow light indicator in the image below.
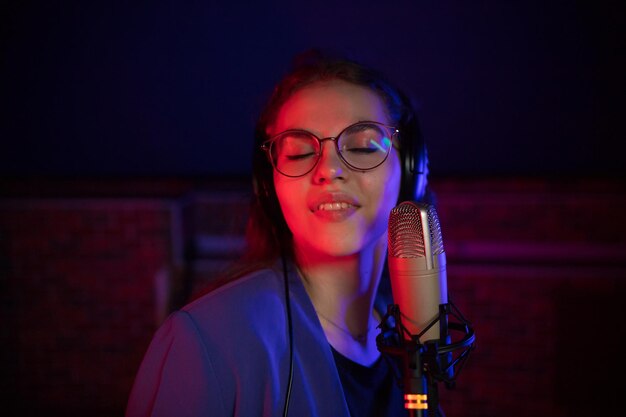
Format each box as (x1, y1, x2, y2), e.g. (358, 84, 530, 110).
(404, 394, 428, 410)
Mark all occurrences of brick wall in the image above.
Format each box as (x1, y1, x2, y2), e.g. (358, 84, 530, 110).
(434, 178, 626, 417)
(1, 198, 175, 416)
(1, 177, 624, 416)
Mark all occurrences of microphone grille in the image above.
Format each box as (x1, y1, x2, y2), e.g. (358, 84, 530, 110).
(427, 204, 445, 256)
(388, 202, 444, 258)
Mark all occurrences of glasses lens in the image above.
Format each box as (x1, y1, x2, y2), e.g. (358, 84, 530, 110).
(338, 123, 393, 169)
(271, 131, 320, 176)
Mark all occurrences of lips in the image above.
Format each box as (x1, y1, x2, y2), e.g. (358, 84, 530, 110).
(309, 192, 360, 221)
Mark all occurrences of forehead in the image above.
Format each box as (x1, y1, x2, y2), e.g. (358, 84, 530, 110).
(270, 80, 390, 135)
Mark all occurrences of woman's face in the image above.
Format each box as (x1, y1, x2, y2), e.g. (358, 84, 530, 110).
(270, 80, 402, 260)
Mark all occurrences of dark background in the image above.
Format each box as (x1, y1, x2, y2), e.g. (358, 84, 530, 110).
(2, 2, 626, 417)
(2, 0, 624, 179)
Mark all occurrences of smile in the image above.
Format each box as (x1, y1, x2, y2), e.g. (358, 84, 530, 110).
(317, 202, 356, 211)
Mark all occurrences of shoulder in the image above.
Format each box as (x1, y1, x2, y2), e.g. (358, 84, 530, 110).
(185, 267, 285, 314)
(178, 267, 289, 339)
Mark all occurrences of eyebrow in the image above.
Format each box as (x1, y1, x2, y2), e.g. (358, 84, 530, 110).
(272, 120, 388, 138)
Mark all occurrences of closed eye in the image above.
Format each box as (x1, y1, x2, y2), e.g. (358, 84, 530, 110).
(344, 138, 387, 154)
(344, 147, 378, 154)
(285, 151, 317, 160)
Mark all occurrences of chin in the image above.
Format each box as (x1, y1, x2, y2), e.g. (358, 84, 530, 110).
(296, 229, 387, 261)
(293, 232, 359, 260)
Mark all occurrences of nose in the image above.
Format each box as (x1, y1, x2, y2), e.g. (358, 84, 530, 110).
(313, 139, 345, 183)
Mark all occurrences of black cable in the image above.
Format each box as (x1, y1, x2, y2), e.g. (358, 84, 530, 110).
(281, 254, 294, 417)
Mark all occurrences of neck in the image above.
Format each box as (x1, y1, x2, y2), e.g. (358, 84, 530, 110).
(295, 236, 387, 366)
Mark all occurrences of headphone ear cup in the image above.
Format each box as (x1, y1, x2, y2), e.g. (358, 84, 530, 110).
(413, 143, 428, 201)
(399, 137, 428, 202)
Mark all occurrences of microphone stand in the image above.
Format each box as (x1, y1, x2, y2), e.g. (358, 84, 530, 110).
(376, 302, 475, 417)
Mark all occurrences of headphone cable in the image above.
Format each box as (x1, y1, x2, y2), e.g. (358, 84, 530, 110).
(281, 254, 294, 417)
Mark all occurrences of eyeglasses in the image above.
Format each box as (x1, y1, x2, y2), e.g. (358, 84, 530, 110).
(261, 121, 399, 178)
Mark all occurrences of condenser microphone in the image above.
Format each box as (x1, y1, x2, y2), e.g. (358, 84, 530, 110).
(387, 201, 448, 343)
(381, 201, 474, 415)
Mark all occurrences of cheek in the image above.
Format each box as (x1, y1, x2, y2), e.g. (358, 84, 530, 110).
(359, 155, 401, 233)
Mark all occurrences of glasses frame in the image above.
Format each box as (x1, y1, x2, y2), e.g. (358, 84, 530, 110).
(261, 120, 399, 178)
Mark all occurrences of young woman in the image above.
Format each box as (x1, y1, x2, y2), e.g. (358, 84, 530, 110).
(126, 51, 430, 417)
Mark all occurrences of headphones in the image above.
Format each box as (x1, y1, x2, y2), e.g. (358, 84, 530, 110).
(249, 76, 429, 415)
(258, 126, 429, 416)
(399, 126, 429, 203)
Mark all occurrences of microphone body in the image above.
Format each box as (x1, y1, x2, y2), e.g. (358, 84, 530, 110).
(388, 201, 448, 343)
(381, 201, 475, 416)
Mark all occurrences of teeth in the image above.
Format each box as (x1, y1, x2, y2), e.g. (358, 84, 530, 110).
(317, 202, 354, 211)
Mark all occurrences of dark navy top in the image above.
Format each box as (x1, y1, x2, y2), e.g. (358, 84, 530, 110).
(331, 345, 408, 417)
